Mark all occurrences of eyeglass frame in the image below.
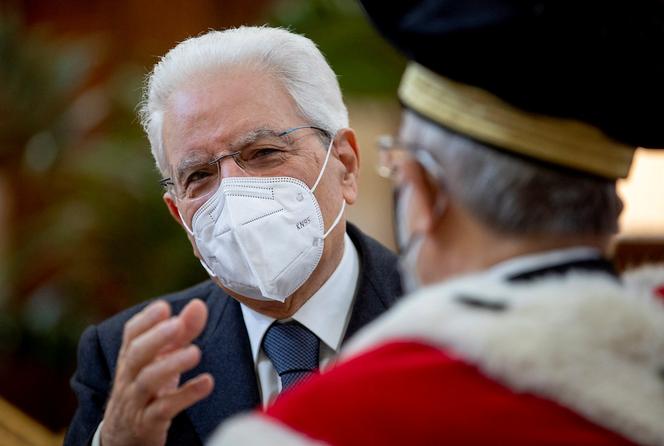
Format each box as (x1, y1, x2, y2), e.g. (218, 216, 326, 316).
(375, 134, 449, 254)
(375, 134, 446, 185)
(159, 125, 331, 195)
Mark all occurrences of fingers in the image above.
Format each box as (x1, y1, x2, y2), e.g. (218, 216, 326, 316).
(153, 299, 209, 358)
(123, 317, 183, 379)
(143, 373, 214, 423)
(120, 299, 208, 380)
(134, 345, 202, 402)
(120, 301, 170, 356)
(102, 300, 212, 446)
(178, 299, 208, 343)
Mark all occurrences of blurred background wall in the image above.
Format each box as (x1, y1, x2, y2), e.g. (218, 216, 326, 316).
(0, 0, 661, 441)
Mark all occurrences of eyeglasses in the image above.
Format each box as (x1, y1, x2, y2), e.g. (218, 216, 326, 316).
(375, 134, 446, 184)
(376, 135, 448, 252)
(160, 125, 330, 203)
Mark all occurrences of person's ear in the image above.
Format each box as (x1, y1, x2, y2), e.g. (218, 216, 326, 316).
(163, 192, 202, 258)
(401, 159, 448, 236)
(163, 192, 184, 226)
(332, 128, 360, 205)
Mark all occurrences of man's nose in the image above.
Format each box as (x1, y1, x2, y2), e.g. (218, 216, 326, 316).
(218, 156, 248, 179)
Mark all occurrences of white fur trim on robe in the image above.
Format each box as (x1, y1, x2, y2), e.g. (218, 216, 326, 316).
(207, 412, 329, 446)
(341, 265, 664, 446)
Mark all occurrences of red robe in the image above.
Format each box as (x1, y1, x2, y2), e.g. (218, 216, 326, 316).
(210, 266, 664, 445)
(267, 340, 635, 445)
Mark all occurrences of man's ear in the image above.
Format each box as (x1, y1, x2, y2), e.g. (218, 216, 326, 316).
(163, 192, 184, 226)
(402, 160, 448, 236)
(163, 192, 202, 258)
(333, 128, 360, 205)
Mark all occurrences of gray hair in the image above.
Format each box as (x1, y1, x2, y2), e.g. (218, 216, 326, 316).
(400, 110, 622, 236)
(139, 26, 349, 176)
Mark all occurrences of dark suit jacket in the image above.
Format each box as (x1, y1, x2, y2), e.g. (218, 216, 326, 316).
(64, 224, 402, 445)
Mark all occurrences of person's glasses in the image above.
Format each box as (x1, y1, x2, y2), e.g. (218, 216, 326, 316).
(376, 134, 445, 184)
(160, 125, 330, 204)
(376, 134, 448, 253)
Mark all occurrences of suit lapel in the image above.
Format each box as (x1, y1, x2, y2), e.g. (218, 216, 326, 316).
(183, 290, 260, 442)
(344, 224, 402, 341)
(344, 275, 389, 342)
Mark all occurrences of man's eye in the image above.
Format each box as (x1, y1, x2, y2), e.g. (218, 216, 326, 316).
(249, 148, 281, 159)
(184, 170, 211, 188)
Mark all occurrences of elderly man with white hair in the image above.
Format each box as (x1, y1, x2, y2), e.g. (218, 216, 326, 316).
(64, 26, 402, 446)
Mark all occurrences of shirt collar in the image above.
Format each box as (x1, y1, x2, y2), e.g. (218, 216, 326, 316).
(240, 233, 360, 363)
(484, 246, 604, 281)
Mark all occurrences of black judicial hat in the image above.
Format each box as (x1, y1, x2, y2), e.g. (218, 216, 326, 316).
(359, 0, 664, 178)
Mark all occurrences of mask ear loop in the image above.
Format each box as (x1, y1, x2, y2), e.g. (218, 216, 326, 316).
(323, 200, 345, 239)
(177, 206, 217, 277)
(199, 259, 217, 277)
(178, 207, 195, 236)
(311, 135, 335, 193)
(310, 133, 346, 238)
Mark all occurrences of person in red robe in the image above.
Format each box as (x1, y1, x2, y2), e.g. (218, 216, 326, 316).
(209, 1, 664, 445)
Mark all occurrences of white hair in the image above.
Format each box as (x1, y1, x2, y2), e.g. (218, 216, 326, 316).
(139, 26, 349, 176)
(401, 110, 622, 236)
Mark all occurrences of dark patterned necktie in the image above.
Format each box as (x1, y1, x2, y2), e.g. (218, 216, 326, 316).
(262, 320, 320, 391)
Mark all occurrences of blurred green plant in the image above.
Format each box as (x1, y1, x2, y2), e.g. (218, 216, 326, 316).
(0, 15, 206, 429)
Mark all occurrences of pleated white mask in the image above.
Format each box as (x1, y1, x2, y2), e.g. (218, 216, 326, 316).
(185, 137, 345, 302)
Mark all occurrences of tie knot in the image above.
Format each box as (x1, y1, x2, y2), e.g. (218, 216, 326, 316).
(262, 321, 320, 389)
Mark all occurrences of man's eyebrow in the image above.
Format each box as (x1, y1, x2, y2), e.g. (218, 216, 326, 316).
(175, 152, 216, 183)
(228, 127, 281, 151)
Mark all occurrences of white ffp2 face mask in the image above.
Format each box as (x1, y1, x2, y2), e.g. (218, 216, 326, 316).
(183, 137, 345, 302)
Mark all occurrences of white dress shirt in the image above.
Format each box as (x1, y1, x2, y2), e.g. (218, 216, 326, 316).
(92, 233, 360, 445)
(240, 233, 360, 406)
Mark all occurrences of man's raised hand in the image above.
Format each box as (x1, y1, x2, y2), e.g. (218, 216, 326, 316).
(101, 299, 214, 446)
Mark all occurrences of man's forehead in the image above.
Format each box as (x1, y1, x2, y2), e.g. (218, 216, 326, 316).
(165, 66, 295, 126)
(161, 66, 301, 164)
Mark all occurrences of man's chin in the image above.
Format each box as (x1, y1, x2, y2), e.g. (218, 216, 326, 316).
(213, 280, 305, 319)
